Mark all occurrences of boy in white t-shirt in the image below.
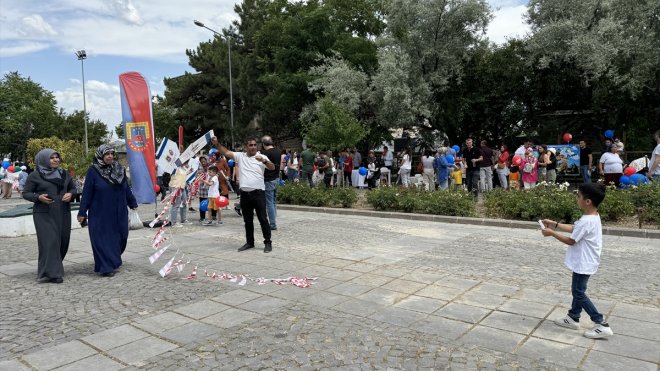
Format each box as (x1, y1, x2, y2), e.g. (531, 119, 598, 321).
(201, 166, 222, 225)
(541, 183, 613, 339)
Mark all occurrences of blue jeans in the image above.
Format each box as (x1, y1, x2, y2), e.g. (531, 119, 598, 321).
(568, 272, 603, 323)
(265, 179, 278, 228)
(580, 165, 591, 183)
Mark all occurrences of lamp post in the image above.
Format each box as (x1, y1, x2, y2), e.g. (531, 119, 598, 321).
(194, 20, 234, 150)
(75, 50, 89, 155)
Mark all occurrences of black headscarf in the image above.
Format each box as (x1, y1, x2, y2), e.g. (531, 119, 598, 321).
(35, 148, 65, 187)
(93, 144, 125, 185)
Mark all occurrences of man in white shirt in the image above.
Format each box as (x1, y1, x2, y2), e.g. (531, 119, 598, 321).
(212, 136, 276, 253)
(648, 130, 660, 181)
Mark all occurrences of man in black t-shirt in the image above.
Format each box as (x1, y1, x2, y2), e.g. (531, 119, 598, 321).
(262, 136, 282, 230)
(462, 138, 483, 198)
(579, 140, 593, 184)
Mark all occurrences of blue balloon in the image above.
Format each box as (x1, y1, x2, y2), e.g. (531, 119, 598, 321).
(1, 161, 9, 169)
(358, 167, 368, 176)
(445, 155, 455, 165)
(630, 174, 648, 185)
(278, 179, 285, 186)
(284, 155, 290, 162)
(604, 130, 614, 139)
(228, 159, 235, 167)
(452, 145, 460, 153)
(199, 199, 209, 212)
(619, 175, 631, 186)
(209, 148, 217, 155)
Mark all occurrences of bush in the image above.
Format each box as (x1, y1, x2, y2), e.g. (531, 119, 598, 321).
(278, 182, 357, 208)
(627, 181, 660, 224)
(598, 187, 635, 221)
(484, 185, 581, 223)
(366, 187, 476, 217)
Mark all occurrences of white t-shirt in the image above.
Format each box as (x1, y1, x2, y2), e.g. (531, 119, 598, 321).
(383, 151, 393, 166)
(422, 156, 434, 169)
(208, 175, 220, 198)
(401, 154, 411, 170)
(599, 152, 623, 173)
(566, 215, 603, 275)
(514, 145, 526, 157)
(234, 152, 266, 191)
(651, 143, 660, 176)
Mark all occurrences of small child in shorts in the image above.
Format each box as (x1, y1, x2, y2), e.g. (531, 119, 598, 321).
(201, 166, 223, 225)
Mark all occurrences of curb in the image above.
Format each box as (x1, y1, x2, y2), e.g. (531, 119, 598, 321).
(278, 204, 660, 239)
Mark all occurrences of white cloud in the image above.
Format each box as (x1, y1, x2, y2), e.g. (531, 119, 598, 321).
(486, 4, 531, 44)
(20, 15, 58, 36)
(0, 0, 239, 60)
(54, 79, 123, 134)
(110, 0, 144, 25)
(0, 42, 50, 57)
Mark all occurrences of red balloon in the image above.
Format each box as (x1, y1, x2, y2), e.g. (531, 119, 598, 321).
(69, 170, 76, 176)
(512, 155, 523, 166)
(7, 166, 15, 173)
(154, 185, 161, 193)
(215, 196, 229, 208)
(623, 167, 636, 177)
(563, 133, 572, 143)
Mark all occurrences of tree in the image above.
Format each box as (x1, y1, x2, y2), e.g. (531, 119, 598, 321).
(26, 136, 93, 176)
(300, 97, 366, 151)
(0, 72, 62, 160)
(56, 110, 109, 149)
(526, 0, 660, 149)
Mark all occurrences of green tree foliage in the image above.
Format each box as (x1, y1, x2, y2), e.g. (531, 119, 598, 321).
(0, 72, 62, 159)
(301, 97, 366, 151)
(0, 72, 109, 160)
(26, 136, 94, 176)
(526, 0, 660, 149)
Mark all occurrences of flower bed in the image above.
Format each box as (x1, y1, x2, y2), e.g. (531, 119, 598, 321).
(365, 186, 476, 217)
(278, 182, 357, 208)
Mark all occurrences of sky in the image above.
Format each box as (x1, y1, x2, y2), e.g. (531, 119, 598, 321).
(0, 0, 530, 138)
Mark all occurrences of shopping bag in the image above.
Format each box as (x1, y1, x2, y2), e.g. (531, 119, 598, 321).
(129, 209, 143, 230)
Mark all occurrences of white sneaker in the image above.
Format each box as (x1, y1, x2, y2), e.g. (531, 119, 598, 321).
(554, 315, 580, 330)
(584, 323, 613, 339)
(173, 223, 183, 228)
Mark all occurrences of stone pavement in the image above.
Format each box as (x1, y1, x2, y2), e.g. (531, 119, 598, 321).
(0, 200, 658, 370)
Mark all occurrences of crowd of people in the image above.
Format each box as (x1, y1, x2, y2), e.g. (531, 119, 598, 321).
(273, 130, 660, 196)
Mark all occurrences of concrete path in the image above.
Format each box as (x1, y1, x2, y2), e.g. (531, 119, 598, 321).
(0, 201, 658, 370)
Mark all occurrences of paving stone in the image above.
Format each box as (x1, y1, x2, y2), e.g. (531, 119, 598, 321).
(81, 324, 150, 351)
(160, 321, 218, 344)
(592, 333, 660, 363)
(606, 315, 660, 341)
(0, 262, 33, 276)
(434, 277, 480, 290)
(107, 336, 178, 365)
(349, 273, 394, 287)
(333, 298, 383, 317)
(133, 312, 194, 334)
(52, 354, 123, 371)
(581, 350, 658, 371)
(201, 308, 261, 328)
(380, 279, 428, 295)
(413, 284, 463, 301)
(409, 315, 472, 340)
(321, 269, 364, 282)
(298, 291, 351, 308)
(0, 359, 31, 370)
(455, 291, 508, 309)
(471, 282, 520, 297)
(210, 289, 263, 306)
(610, 303, 660, 324)
(393, 295, 447, 314)
(369, 307, 427, 327)
(356, 287, 409, 306)
(459, 326, 526, 353)
(22, 341, 97, 370)
(172, 299, 230, 319)
(515, 337, 586, 368)
(325, 282, 373, 297)
(480, 311, 542, 335)
(435, 303, 491, 324)
(238, 295, 291, 313)
(530, 320, 595, 348)
(498, 298, 554, 319)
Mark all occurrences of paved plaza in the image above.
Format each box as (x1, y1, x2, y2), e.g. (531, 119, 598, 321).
(0, 198, 658, 370)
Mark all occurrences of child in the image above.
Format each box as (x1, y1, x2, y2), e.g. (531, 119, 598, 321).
(509, 165, 520, 190)
(201, 166, 222, 225)
(541, 183, 613, 339)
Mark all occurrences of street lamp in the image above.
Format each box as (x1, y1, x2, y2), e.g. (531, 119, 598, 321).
(194, 20, 234, 150)
(75, 50, 89, 155)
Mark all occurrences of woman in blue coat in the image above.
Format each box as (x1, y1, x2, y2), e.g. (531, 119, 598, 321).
(78, 145, 138, 277)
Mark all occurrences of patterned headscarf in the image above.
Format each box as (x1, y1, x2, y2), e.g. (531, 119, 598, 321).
(93, 144, 125, 185)
(35, 148, 65, 185)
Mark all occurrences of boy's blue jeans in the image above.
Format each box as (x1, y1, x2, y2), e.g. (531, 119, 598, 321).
(568, 272, 603, 323)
